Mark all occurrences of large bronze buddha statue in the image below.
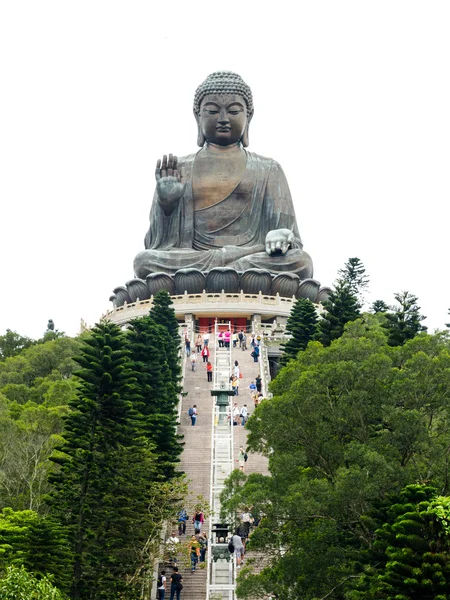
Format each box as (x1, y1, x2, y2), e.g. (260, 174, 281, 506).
(111, 72, 329, 306)
(133, 71, 313, 281)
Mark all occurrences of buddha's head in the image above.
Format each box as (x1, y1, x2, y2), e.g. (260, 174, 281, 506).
(193, 71, 254, 147)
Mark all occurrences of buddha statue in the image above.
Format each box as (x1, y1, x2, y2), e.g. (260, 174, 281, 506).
(133, 71, 314, 285)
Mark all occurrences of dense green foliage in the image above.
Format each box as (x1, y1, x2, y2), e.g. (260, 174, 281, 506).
(316, 280, 360, 346)
(280, 298, 318, 365)
(0, 330, 34, 360)
(0, 508, 71, 593)
(385, 291, 427, 346)
(350, 485, 450, 599)
(47, 321, 164, 599)
(222, 317, 450, 599)
(0, 565, 66, 599)
(127, 316, 182, 478)
(0, 336, 81, 511)
(149, 290, 181, 387)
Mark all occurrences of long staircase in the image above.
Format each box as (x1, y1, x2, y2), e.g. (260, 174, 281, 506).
(158, 323, 270, 600)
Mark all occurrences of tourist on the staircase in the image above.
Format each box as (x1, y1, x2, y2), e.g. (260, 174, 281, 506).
(251, 344, 260, 363)
(255, 374, 262, 393)
(185, 337, 191, 356)
(232, 331, 239, 347)
(203, 331, 210, 346)
(190, 351, 197, 372)
(233, 403, 241, 425)
(193, 509, 205, 532)
(231, 530, 245, 568)
(177, 508, 188, 536)
(201, 345, 210, 363)
(218, 331, 224, 347)
(166, 531, 180, 566)
(224, 329, 231, 348)
(240, 404, 248, 426)
(188, 405, 197, 426)
(237, 446, 246, 472)
(169, 567, 183, 600)
(241, 333, 247, 351)
(231, 376, 239, 396)
(157, 570, 166, 600)
(206, 361, 213, 382)
(195, 333, 202, 353)
(199, 532, 208, 562)
(234, 360, 240, 379)
(238, 330, 244, 348)
(189, 535, 201, 572)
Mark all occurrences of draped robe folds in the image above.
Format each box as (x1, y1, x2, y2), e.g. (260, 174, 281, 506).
(133, 151, 313, 278)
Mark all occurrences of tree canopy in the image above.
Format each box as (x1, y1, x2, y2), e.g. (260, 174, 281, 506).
(222, 317, 450, 599)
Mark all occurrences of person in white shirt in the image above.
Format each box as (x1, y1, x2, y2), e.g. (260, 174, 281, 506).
(190, 351, 197, 371)
(240, 404, 248, 426)
(232, 531, 245, 567)
(233, 403, 241, 426)
(166, 532, 180, 565)
(157, 570, 166, 600)
(203, 332, 210, 346)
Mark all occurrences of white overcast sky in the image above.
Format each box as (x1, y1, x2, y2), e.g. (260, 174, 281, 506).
(1, 1, 449, 339)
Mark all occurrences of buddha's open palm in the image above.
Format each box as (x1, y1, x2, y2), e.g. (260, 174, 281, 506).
(155, 154, 186, 213)
(265, 229, 295, 255)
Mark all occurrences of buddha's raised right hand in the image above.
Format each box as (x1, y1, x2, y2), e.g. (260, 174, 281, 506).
(155, 154, 186, 215)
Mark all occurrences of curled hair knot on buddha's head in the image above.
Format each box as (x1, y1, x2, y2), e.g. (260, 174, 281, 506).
(193, 71, 254, 117)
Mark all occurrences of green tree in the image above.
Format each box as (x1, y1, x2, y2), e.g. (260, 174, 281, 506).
(149, 291, 181, 386)
(280, 298, 318, 365)
(350, 485, 450, 599)
(0, 330, 34, 360)
(0, 565, 66, 600)
(337, 257, 369, 306)
(222, 318, 450, 599)
(0, 508, 72, 593)
(371, 299, 390, 313)
(126, 316, 182, 479)
(315, 280, 360, 346)
(385, 291, 427, 346)
(48, 321, 159, 599)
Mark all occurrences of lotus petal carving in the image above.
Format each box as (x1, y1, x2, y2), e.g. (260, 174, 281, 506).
(317, 286, 332, 303)
(109, 294, 119, 308)
(112, 286, 132, 307)
(146, 273, 175, 296)
(297, 279, 321, 302)
(206, 268, 240, 293)
(126, 279, 150, 302)
(271, 273, 300, 298)
(240, 269, 272, 295)
(174, 269, 206, 294)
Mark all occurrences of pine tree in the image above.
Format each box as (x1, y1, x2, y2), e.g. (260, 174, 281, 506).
(315, 281, 360, 347)
(385, 291, 427, 346)
(280, 298, 318, 365)
(149, 291, 181, 386)
(445, 308, 450, 328)
(48, 321, 157, 600)
(371, 299, 390, 313)
(126, 316, 182, 479)
(337, 257, 369, 307)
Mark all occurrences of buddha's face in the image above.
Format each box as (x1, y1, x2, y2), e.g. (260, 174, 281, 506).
(198, 94, 249, 146)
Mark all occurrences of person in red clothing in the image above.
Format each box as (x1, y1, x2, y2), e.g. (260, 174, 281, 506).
(206, 361, 213, 382)
(201, 345, 210, 363)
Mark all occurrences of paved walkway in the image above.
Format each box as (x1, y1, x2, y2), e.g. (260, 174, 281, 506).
(157, 334, 269, 600)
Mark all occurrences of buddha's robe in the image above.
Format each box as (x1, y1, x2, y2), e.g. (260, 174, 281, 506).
(133, 151, 313, 278)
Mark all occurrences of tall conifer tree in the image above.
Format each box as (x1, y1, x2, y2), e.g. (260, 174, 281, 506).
(385, 291, 427, 346)
(48, 321, 157, 600)
(149, 291, 181, 387)
(280, 298, 318, 365)
(126, 316, 182, 479)
(315, 281, 360, 347)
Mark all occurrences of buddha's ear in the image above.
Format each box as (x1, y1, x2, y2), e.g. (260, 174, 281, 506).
(242, 110, 253, 148)
(194, 111, 205, 147)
